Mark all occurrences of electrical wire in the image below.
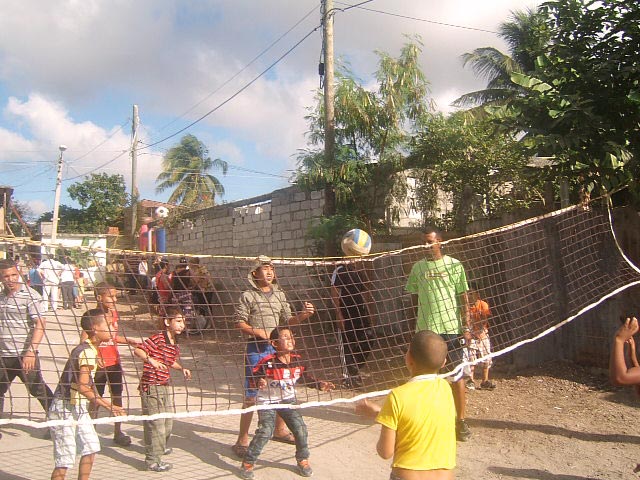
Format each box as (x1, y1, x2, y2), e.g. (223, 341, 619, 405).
(140, 23, 322, 150)
(154, 4, 320, 135)
(335, 1, 499, 34)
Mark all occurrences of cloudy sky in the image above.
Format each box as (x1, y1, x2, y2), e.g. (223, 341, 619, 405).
(0, 0, 539, 218)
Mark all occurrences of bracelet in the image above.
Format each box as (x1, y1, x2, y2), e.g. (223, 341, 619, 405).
(28, 346, 39, 354)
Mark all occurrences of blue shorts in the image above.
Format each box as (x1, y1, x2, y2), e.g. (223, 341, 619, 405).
(244, 340, 275, 399)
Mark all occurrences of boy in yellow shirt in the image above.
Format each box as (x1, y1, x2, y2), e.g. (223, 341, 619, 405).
(358, 330, 456, 479)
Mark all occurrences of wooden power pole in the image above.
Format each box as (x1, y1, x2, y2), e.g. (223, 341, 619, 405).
(322, 0, 337, 255)
(130, 104, 139, 241)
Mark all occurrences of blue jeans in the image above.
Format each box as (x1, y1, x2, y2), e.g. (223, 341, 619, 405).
(244, 400, 309, 464)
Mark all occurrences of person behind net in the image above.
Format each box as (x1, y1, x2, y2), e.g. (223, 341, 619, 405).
(49, 309, 126, 480)
(609, 316, 640, 475)
(133, 306, 192, 472)
(356, 330, 456, 480)
(330, 254, 376, 388)
(405, 227, 472, 442)
(81, 282, 139, 447)
(239, 326, 334, 479)
(463, 285, 496, 391)
(232, 255, 316, 458)
(0, 258, 53, 440)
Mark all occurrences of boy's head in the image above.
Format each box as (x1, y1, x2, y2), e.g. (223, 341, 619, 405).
(269, 326, 295, 353)
(406, 330, 448, 375)
(94, 282, 117, 311)
(249, 255, 276, 288)
(80, 308, 111, 342)
(163, 306, 186, 334)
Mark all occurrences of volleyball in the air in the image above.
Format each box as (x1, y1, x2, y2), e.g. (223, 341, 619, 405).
(341, 228, 372, 256)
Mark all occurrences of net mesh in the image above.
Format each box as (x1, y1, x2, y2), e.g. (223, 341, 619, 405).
(1, 202, 639, 429)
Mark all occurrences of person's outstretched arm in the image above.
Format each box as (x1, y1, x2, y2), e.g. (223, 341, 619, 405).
(610, 317, 640, 386)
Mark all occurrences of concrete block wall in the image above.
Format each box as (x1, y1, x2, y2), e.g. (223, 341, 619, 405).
(166, 186, 324, 258)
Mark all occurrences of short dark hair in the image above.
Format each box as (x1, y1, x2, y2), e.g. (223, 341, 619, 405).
(94, 282, 115, 297)
(421, 226, 442, 239)
(269, 326, 292, 341)
(80, 308, 107, 334)
(0, 259, 17, 271)
(408, 330, 448, 373)
(163, 306, 183, 320)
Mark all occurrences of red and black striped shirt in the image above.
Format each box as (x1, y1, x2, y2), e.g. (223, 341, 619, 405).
(138, 331, 180, 392)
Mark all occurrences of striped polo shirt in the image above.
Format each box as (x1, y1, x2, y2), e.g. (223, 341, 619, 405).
(0, 285, 47, 357)
(138, 331, 180, 392)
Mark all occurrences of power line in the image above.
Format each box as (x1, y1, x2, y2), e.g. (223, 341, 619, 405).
(154, 4, 320, 135)
(336, 1, 499, 34)
(140, 23, 322, 150)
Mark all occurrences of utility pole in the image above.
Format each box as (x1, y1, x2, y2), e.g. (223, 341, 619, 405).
(130, 104, 139, 241)
(322, 0, 337, 255)
(51, 145, 66, 245)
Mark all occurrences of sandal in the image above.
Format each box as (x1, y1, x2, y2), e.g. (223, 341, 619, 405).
(113, 432, 132, 447)
(272, 432, 296, 445)
(232, 443, 249, 458)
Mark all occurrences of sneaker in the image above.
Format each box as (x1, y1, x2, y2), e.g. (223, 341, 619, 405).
(297, 459, 313, 477)
(147, 461, 172, 472)
(113, 432, 131, 447)
(239, 461, 255, 480)
(466, 379, 476, 390)
(480, 380, 496, 390)
(456, 418, 472, 442)
(341, 376, 363, 389)
(163, 448, 173, 455)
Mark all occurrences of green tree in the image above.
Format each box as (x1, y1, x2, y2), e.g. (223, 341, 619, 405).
(409, 113, 544, 231)
(487, 0, 640, 202)
(295, 38, 432, 247)
(453, 8, 549, 112)
(66, 173, 129, 233)
(156, 134, 228, 208)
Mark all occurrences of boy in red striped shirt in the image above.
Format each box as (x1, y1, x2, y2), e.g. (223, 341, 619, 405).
(134, 306, 192, 472)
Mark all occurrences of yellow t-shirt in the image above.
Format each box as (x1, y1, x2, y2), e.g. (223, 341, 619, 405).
(376, 376, 456, 471)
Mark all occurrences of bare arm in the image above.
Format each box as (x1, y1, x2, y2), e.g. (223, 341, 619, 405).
(288, 302, 315, 326)
(330, 286, 345, 331)
(236, 320, 269, 340)
(376, 425, 396, 460)
(610, 318, 640, 386)
(77, 365, 125, 415)
(22, 316, 46, 373)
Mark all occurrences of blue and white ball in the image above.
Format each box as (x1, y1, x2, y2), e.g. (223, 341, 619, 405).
(341, 229, 372, 256)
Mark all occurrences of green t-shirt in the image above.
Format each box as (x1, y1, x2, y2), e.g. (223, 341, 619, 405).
(405, 255, 468, 334)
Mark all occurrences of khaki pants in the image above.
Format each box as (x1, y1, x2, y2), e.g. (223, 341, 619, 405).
(141, 385, 173, 465)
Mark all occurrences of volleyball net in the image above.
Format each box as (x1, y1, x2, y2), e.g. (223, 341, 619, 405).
(1, 202, 639, 429)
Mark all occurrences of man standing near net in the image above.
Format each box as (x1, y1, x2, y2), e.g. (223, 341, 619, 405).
(406, 228, 472, 442)
(0, 258, 53, 439)
(232, 255, 316, 458)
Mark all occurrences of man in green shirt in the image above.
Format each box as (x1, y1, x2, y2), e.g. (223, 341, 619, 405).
(406, 228, 472, 442)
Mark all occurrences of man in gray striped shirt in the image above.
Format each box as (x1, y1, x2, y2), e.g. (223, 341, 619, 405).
(0, 258, 53, 436)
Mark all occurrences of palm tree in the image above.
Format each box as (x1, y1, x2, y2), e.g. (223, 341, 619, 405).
(453, 8, 549, 110)
(156, 134, 228, 208)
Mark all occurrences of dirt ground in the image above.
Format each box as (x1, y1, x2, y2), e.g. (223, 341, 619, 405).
(455, 362, 639, 480)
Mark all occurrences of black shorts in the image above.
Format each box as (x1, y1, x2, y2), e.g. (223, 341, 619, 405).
(93, 363, 125, 397)
(440, 334, 464, 379)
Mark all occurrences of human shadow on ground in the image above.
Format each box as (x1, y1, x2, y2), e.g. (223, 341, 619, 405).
(488, 466, 601, 479)
(469, 417, 640, 444)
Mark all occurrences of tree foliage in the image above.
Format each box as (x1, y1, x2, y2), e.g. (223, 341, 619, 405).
(409, 113, 544, 230)
(65, 173, 129, 233)
(454, 8, 550, 112)
(486, 0, 640, 201)
(156, 134, 228, 208)
(295, 38, 432, 245)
